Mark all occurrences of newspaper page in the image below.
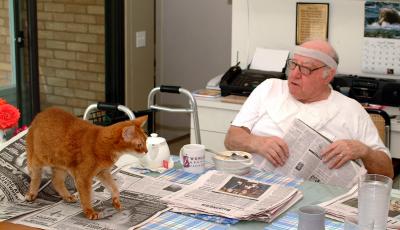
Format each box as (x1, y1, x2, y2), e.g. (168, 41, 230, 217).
(0, 130, 59, 220)
(14, 170, 185, 230)
(270, 119, 365, 188)
(162, 170, 302, 222)
(319, 187, 400, 229)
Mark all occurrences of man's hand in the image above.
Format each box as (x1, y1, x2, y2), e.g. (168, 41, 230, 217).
(321, 140, 370, 169)
(225, 126, 289, 167)
(251, 136, 289, 167)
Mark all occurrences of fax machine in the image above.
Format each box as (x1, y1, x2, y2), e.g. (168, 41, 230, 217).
(219, 65, 286, 97)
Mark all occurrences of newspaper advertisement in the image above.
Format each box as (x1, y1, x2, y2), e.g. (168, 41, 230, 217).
(161, 170, 302, 222)
(319, 187, 400, 229)
(14, 170, 185, 229)
(265, 119, 365, 188)
(0, 130, 59, 220)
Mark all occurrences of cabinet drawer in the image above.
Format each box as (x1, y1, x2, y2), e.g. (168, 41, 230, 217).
(191, 106, 238, 133)
(190, 129, 227, 151)
(391, 130, 400, 159)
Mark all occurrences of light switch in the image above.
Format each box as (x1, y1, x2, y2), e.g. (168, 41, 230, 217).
(136, 31, 146, 48)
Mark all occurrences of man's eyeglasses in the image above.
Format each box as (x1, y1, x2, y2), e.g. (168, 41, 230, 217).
(286, 59, 327, 76)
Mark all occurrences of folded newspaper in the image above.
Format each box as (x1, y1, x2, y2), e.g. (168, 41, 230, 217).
(262, 119, 366, 188)
(161, 170, 303, 222)
(319, 186, 400, 230)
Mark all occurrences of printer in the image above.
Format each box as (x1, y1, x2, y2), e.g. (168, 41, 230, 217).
(219, 65, 286, 96)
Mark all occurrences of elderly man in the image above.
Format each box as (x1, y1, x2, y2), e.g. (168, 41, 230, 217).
(224, 40, 393, 178)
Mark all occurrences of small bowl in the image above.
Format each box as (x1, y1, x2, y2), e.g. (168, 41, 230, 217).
(212, 151, 253, 175)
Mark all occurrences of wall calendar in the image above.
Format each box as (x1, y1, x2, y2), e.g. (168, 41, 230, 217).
(362, 1, 400, 76)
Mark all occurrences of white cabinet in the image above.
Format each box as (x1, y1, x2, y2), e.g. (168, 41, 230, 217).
(190, 98, 241, 151)
(391, 119, 400, 159)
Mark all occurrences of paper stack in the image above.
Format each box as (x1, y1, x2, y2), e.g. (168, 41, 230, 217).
(161, 170, 303, 223)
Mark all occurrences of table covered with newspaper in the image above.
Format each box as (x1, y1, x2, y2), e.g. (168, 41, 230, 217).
(0, 129, 305, 229)
(1, 123, 371, 229)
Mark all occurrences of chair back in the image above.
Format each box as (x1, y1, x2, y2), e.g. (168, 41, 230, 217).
(365, 108, 391, 149)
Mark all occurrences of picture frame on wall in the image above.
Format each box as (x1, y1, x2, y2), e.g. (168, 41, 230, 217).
(296, 3, 329, 45)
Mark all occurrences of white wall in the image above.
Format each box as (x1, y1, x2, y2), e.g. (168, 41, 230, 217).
(232, 0, 398, 80)
(156, 0, 232, 140)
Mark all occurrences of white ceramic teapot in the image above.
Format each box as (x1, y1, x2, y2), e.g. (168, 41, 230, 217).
(141, 133, 171, 169)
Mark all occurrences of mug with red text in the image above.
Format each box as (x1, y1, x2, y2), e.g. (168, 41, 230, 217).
(179, 144, 205, 174)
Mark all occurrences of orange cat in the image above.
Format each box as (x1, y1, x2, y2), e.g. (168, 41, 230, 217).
(25, 107, 148, 219)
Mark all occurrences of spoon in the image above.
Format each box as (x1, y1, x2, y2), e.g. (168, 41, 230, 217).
(206, 149, 249, 160)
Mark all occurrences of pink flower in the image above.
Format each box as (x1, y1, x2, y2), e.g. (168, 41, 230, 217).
(13, 125, 28, 136)
(0, 104, 20, 129)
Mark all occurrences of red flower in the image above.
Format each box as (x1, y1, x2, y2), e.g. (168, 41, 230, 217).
(0, 99, 6, 106)
(0, 104, 20, 129)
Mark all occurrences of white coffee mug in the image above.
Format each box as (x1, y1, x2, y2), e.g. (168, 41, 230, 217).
(179, 144, 206, 174)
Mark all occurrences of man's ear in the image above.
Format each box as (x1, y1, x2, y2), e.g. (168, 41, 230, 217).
(323, 68, 336, 83)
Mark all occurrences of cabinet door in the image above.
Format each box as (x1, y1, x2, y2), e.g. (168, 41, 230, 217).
(190, 129, 227, 151)
(191, 106, 238, 133)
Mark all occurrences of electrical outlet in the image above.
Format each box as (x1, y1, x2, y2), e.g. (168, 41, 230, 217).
(136, 31, 146, 48)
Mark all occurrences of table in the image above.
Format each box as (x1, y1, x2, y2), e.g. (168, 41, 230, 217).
(0, 165, 348, 230)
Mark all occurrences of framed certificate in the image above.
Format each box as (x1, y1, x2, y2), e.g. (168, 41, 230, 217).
(296, 3, 329, 45)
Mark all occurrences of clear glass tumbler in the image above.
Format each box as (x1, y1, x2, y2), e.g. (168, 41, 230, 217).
(344, 215, 373, 230)
(358, 174, 392, 230)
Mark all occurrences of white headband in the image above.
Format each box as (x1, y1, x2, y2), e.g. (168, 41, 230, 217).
(293, 46, 338, 69)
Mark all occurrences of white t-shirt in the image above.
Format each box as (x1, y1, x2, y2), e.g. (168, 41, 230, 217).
(231, 79, 390, 170)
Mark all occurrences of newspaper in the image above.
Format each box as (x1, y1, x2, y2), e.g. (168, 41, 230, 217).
(161, 170, 302, 222)
(14, 170, 185, 229)
(0, 130, 60, 220)
(319, 186, 400, 229)
(264, 119, 365, 188)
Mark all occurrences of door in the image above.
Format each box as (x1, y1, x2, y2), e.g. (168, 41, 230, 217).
(2, 0, 39, 130)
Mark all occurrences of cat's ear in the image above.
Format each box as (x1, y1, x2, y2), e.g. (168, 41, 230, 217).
(122, 126, 135, 142)
(134, 115, 148, 128)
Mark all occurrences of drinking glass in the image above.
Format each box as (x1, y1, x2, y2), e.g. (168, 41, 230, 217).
(358, 174, 392, 230)
(298, 205, 325, 230)
(344, 215, 373, 230)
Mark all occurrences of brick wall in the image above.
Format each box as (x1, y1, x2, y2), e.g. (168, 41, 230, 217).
(38, 0, 105, 115)
(0, 0, 12, 88)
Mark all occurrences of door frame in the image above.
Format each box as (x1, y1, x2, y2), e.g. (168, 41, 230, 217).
(105, 0, 125, 104)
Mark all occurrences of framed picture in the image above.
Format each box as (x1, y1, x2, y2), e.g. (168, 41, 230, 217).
(296, 3, 329, 45)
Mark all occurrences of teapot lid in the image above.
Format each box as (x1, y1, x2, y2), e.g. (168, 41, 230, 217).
(147, 133, 166, 145)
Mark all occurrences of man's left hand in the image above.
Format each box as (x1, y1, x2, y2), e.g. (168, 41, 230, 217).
(321, 140, 370, 169)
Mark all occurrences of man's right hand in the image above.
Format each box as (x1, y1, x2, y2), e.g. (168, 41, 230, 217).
(251, 136, 289, 167)
(225, 126, 289, 167)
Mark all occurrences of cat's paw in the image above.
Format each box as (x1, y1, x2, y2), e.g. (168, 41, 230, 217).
(25, 192, 37, 201)
(112, 197, 122, 210)
(84, 209, 100, 220)
(63, 194, 77, 203)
